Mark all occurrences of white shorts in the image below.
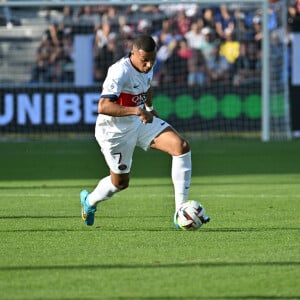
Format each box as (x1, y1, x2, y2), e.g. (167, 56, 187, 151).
(95, 115, 170, 174)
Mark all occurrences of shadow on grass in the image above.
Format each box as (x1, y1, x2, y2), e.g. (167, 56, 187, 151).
(0, 261, 299, 272)
(0, 220, 299, 234)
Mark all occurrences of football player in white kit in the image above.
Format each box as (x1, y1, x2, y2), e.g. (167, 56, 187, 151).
(80, 35, 209, 227)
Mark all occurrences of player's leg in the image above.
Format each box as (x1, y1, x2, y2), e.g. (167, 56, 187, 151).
(81, 172, 130, 226)
(150, 127, 190, 155)
(150, 127, 192, 212)
(88, 171, 129, 206)
(80, 173, 130, 226)
(80, 121, 136, 226)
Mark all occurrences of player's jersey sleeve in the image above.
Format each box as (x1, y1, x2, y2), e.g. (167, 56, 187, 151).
(100, 62, 126, 101)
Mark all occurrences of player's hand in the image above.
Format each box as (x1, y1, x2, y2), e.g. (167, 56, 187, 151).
(137, 108, 154, 124)
(150, 109, 159, 118)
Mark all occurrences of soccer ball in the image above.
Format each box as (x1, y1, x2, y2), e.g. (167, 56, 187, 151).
(174, 200, 210, 230)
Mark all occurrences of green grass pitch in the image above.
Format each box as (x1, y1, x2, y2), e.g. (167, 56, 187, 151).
(0, 138, 299, 300)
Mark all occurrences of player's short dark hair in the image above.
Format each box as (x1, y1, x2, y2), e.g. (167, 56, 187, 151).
(133, 35, 156, 52)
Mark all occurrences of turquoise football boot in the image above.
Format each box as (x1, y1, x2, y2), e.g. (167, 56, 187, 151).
(173, 211, 180, 229)
(80, 190, 97, 226)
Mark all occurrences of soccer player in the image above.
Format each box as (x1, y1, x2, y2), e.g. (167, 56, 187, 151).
(80, 35, 209, 227)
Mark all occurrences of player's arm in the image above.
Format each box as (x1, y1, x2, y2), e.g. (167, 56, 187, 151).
(98, 97, 154, 124)
(144, 87, 153, 108)
(144, 87, 159, 117)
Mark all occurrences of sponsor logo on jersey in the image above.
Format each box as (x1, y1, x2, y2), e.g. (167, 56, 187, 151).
(117, 92, 147, 106)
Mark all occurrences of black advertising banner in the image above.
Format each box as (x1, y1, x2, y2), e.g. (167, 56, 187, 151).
(0, 84, 265, 134)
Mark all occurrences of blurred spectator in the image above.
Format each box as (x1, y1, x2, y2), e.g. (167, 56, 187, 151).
(187, 48, 207, 87)
(158, 3, 198, 18)
(31, 21, 74, 83)
(61, 6, 73, 25)
(93, 19, 123, 83)
(118, 15, 134, 39)
(101, 6, 118, 25)
(74, 5, 100, 26)
(43, 21, 64, 47)
(206, 43, 230, 86)
(289, 0, 300, 17)
(199, 27, 217, 62)
(296, 0, 300, 14)
(162, 39, 188, 86)
(94, 35, 115, 83)
(94, 22, 112, 50)
(153, 18, 174, 44)
(175, 10, 191, 36)
(178, 31, 207, 86)
(62, 33, 73, 59)
(49, 40, 73, 82)
(177, 38, 193, 61)
(130, 4, 159, 14)
(30, 37, 54, 82)
(219, 28, 240, 68)
(154, 35, 176, 85)
(137, 18, 152, 35)
(184, 21, 205, 50)
(114, 15, 134, 58)
(153, 18, 176, 83)
(232, 41, 261, 86)
(252, 14, 263, 48)
(215, 5, 235, 39)
(60, 6, 74, 37)
(202, 7, 216, 29)
(231, 6, 248, 40)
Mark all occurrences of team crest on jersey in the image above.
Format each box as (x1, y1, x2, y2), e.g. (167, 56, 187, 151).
(107, 82, 115, 92)
(118, 164, 127, 171)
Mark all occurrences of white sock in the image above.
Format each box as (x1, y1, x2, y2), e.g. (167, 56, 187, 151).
(88, 176, 120, 206)
(171, 151, 192, 212)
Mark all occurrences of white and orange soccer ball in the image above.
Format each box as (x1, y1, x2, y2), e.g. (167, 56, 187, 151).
(174, 200, 210, 230)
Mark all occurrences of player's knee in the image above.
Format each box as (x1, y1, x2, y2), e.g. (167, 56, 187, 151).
(111, 174, 129, 190)
(181, 139, 190, 153)
(115, 178, 129, 190)
(175, 139, 190, 155)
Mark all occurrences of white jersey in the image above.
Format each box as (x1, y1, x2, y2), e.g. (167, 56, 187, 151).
(94, 55, 170, 174)
(96, 55, 153, 129)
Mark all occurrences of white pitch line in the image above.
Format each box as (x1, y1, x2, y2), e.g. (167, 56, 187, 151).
(118, 193, 299, 199)
(2, 193, 300, 199)
(3, 194, 59, 198)
(200, 194, 300, 198)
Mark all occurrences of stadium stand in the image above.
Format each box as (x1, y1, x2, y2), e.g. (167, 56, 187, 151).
(0, 2, 296, 87)
(0, 7, 47, 83)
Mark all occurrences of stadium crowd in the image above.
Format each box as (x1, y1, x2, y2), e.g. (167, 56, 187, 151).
(26, 1, 300, 87)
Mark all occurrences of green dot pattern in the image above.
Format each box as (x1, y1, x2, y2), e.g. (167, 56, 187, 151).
(197, 95, 218, 119)
(174, 95, 195, 119)
(244, 94, 261, 119)
(152, 93, 285, 120)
